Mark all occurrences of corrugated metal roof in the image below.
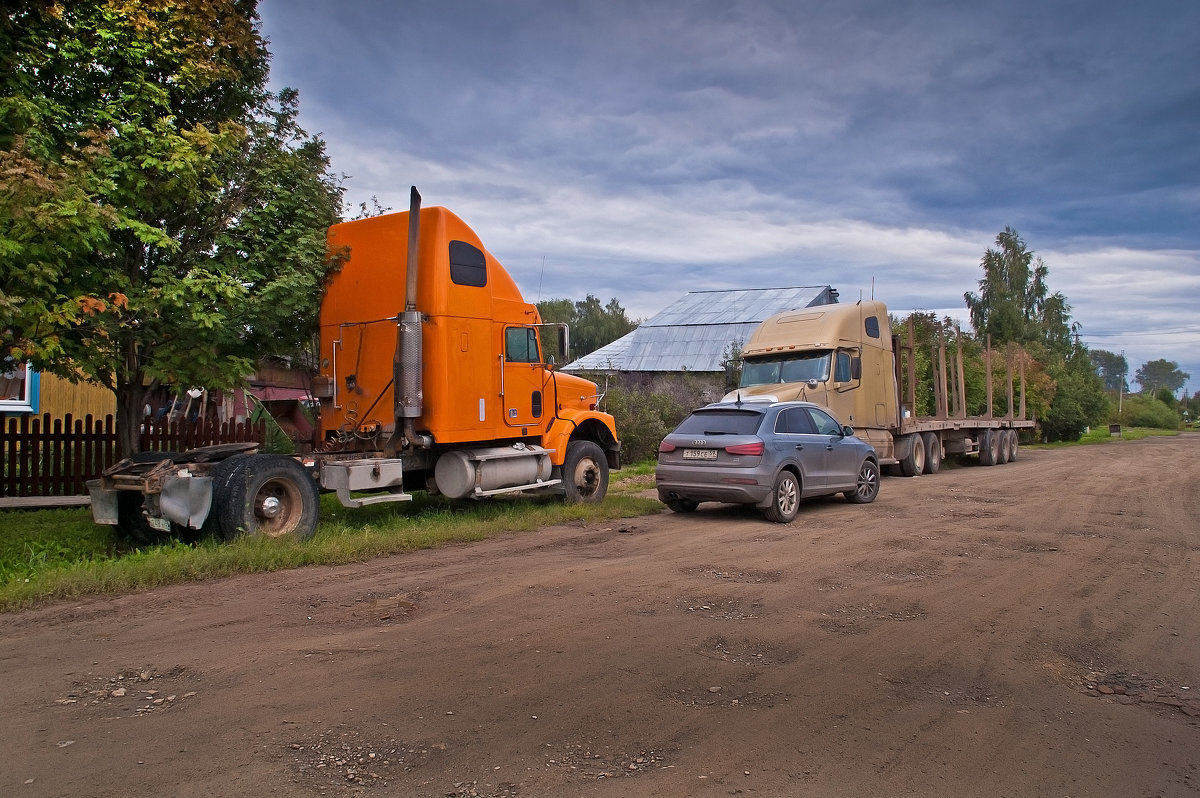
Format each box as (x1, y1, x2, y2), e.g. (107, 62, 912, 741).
(566, 285, 836, 373)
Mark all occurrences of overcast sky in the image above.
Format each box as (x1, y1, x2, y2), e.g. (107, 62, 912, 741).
(259, 0, 1200, 394)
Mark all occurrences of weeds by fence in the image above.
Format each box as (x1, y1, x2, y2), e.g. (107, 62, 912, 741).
(1, 413, 264, 498)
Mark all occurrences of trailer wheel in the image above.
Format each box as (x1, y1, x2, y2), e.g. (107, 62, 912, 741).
(922, 432, 942, 475)
(996, 430, 1011, 464)
(978, 430, 998, 466)
(898, 434, 926, 477)
(562, 440, 609, 503)
(844, 458, 880, 504)
(763, 470, 800, 523)
(1006, 429, 1020, 462)
(218, 454, 319, 541)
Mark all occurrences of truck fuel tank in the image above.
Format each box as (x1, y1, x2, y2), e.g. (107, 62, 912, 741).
(434, 444, 555, 499)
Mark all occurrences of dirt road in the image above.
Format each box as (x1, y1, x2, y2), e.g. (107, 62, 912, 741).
(2, 435, 1198, 797)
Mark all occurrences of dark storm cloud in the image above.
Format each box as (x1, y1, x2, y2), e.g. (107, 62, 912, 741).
(260, 0, 1200, 389)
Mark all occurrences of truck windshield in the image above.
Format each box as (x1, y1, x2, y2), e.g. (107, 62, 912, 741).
(739, 351, 831, 387)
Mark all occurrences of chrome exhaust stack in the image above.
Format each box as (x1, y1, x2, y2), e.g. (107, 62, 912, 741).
(386, 186, 431, 454)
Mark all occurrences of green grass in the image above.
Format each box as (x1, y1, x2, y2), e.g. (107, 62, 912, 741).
(1027, 425, 1181, 448)
(0, 483, 664, 612)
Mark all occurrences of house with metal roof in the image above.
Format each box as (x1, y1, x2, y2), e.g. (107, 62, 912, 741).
(565, 285, 839, 373)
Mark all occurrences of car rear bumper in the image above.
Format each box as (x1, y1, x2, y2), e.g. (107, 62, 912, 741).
(655, 464, 771, 506)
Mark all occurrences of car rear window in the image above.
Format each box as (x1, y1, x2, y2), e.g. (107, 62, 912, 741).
(673, 409, 764, 436)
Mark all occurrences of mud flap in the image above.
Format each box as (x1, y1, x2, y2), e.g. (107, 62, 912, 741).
(159, 475, 214, 530)
(86, 479, 119, 525)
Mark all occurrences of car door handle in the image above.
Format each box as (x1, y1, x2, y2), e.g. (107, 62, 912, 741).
(825, 445, 834, 451)
(794, 444, 804, 450)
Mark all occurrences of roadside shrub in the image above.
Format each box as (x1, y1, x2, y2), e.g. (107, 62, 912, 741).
(602, 383, 690, 464)
(1119, 394, 1181, 430)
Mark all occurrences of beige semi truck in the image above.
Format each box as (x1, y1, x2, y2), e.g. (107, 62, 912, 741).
(726, 299, 1034, 476)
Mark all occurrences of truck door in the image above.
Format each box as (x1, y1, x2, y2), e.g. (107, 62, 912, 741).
(502, 326, 546, 429)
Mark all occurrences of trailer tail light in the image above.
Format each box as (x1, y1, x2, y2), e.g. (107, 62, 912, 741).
(724, 442, 764, 456)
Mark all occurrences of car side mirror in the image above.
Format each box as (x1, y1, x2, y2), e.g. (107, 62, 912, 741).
(842, 425, 854, 437)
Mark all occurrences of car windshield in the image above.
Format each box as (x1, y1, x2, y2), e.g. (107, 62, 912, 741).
(672, 409, 764, 436)
(740, 351, 831, 387)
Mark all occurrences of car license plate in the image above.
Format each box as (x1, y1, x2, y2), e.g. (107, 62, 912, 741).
(147, 515, 172, 532)
(682, 448, 717, 460)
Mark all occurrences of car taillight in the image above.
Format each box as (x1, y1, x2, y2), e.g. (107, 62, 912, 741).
(658, 441, 676, 453)
(724, 441, 764, 456)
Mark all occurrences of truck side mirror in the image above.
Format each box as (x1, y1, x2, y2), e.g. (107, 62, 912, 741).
(850, 357, 862, 380)
(557, 325, 570, 362)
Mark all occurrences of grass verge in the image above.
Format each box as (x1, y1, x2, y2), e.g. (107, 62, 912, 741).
(0, 483, 664, 613)
(1027, 426, 1181, 448)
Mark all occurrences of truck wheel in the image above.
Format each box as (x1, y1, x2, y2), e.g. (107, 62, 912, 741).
(665, 497, 698, 513)
(562, 440, 608, 503)
(844, 459, 880, 504)
(978, 430, 998, 466)
(114, 491, 167, 546)
(113, 450, 184, 544)
(898, 434, 926, 477)
(763, 470, 800, 523)
(218, 454, 319, 541)
(205, 454, 251, 540)
(922, 432, 942, 474)
(1006, 429, 1020, 462)
(996, 430, 1011, 464)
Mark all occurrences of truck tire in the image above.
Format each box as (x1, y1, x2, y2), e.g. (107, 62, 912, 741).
(844, 458, 880, 504)
(996, 431, 1011, 464)
(978, 430, 998, 466)
(205, 454, 251, 540)
(113, 451, 184, 545)
(1006, 429, 1020, 462)
(898, 434, 925, 477)
(562, 440, 609, 503)
(922, 432, 942, 475)
(763, 470, 800, 523)
(217, 454, 319, 541)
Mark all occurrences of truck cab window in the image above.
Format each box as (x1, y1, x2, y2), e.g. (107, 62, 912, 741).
(864, 315, 880, 339)
(835, 351, 853, 382)
(449, 240, 487, 287)
(505, 327, 540, 363)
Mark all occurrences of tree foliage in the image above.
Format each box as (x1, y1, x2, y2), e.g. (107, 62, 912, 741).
(536, 294, 636, 361)
(1088, 349, 1128, 392)
(1134, 359, 1188, 395)
(964, 227, 1072, 355)
(964, 227, 1108, 440)
(1, 0, 344, 454)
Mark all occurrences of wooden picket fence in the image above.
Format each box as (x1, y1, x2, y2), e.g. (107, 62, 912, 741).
(1, 413, 264, 500)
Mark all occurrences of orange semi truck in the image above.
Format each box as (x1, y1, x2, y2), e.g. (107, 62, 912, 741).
(89, 189, 620, 541)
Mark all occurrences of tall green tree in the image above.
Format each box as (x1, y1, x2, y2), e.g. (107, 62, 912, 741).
(536, 295, 636, 361)
(1088, 349, 1129, 392)
(0, 0, 343, 454)
(1134, 359, 1189, 395)
(964, 227, 1070, 352)
(964, 228, 1107, 440)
